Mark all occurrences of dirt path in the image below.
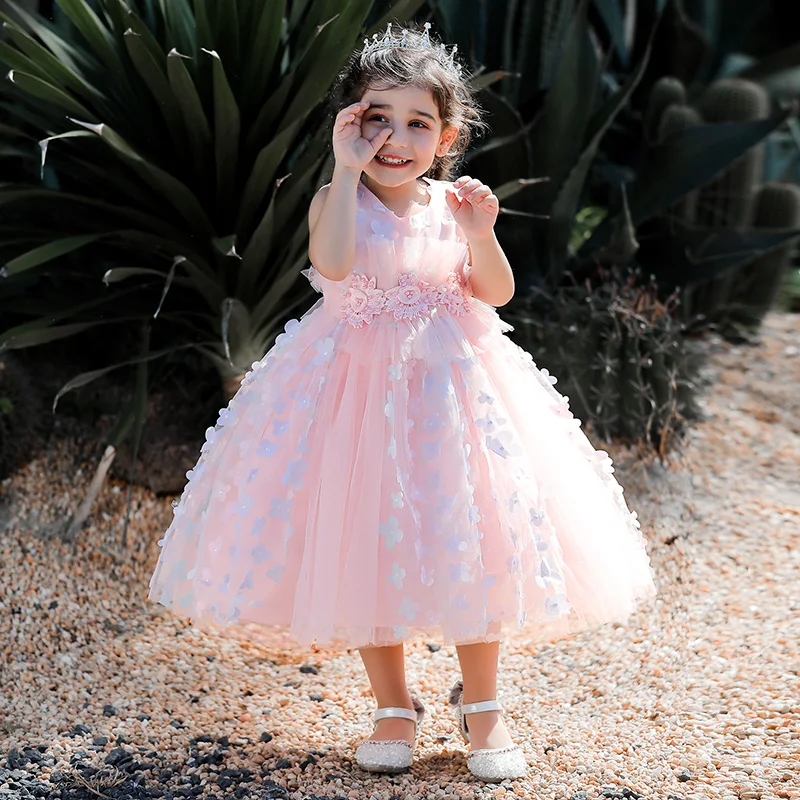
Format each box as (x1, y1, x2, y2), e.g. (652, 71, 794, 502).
(1, 312, 797, 800)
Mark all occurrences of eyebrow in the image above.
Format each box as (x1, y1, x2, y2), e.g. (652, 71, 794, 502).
(367, 103, 437, 122)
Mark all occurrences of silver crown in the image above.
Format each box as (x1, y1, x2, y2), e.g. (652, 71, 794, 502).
(361, 22, 461, 74)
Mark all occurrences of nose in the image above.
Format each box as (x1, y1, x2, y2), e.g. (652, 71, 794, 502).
(385, 128, 408, 148)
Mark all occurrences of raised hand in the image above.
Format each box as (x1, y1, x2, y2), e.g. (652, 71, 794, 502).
(332, 101, 393, 172)
(445, 175, 499, 242)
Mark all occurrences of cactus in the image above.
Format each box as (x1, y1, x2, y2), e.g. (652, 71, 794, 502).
(725, 182, 800, 330)
(646, 76, 687, 142)
(505, 268, 704, 453)
(658, 103, 703, 225)
(680, 78, 771, 324)
(694, 78, 770, 229)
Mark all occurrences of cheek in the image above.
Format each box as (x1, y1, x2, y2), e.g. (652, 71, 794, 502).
(414, 129, 438, 148)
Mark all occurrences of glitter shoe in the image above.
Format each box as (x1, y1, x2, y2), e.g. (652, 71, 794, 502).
(354, 696, 425, 774)
(449, 680, 527, 782)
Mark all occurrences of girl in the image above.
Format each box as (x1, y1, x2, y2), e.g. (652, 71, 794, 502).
(149, 22, 657, 783)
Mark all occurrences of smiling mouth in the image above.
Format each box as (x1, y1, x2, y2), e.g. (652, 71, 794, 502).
(375, 155, 412, 165)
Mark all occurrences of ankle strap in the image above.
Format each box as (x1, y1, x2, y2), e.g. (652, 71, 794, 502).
(461, 699, 503, 715)
(374, 706, 418, 723)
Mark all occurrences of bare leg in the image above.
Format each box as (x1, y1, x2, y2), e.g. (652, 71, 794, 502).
(455, 640, 515, 750)
(358, 644, 416, 743)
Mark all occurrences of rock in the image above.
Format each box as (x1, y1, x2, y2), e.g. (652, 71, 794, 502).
(261, 780, 289, 799)
(300, 664, 319, 674)
(105, 747, 133, 767)
(426, 642, 442, 652)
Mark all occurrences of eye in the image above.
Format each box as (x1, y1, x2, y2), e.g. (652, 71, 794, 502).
(410, 121, 429, 129)
(369, 114, 389, 123)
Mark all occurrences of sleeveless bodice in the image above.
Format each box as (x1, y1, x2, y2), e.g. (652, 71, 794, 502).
(302, 177, 473, 327)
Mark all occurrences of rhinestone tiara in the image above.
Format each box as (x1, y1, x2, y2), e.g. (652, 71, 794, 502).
(361, 22, 462, 74)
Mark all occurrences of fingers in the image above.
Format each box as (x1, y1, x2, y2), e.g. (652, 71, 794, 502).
(445, 187, 460, 207)
(336, 101, 370, 120)
(369, 126, 393, 150)
(334, 101, 370, 131)
(341, 100, 370, 113)
(466, 186, 493, 204)
(335, 113, 356, 132)
(457, 178, 482, 197)
(455, 177, 495, 206)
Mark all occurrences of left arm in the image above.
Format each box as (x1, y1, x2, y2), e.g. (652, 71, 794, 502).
(446, 176, 515, 307)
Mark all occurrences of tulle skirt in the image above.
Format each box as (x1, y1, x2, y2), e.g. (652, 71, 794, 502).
(148, 296, 657, 649)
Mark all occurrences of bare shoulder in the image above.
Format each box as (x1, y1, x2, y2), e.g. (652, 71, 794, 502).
(307, 183, 331, 233)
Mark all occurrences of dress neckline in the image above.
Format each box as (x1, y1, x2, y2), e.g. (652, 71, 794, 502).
(359, 176, 435, 220)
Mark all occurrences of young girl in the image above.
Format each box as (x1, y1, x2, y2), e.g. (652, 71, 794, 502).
(149, 22, 657, 783)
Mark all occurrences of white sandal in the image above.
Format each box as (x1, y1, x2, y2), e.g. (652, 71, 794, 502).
(449, 680, 527, 782)
(354, 696, 425, 773)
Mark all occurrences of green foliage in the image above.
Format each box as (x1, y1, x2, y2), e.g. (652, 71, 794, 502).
(0, 0, 425, 402)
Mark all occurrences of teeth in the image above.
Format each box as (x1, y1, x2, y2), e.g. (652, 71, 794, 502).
(377, 156, 409, 165)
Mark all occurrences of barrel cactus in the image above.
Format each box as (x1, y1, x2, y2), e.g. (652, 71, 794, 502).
(643, 75, 792, 331)
(646, 76, 687, 142)
(694, 78, 771, 229)
(725, 181, 800, 331)
(658, 103, 703, 225)
(505, 268, 706, 454)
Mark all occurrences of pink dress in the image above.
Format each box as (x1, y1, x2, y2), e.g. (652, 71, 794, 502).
(148, 177, 657, 649)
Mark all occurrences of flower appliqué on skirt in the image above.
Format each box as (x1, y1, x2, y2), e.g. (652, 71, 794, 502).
(342, 271, 471, 328)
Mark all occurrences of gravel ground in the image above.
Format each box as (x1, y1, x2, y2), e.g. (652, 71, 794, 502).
(0, 312, 798, 800)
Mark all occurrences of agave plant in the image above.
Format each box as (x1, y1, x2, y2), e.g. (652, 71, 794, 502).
(0, 0, 425, 410)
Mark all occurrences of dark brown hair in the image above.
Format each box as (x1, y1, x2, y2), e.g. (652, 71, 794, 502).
(333, 22, 488, 180)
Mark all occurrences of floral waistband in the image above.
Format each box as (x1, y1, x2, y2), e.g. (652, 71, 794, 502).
(339, 271, 471, 328)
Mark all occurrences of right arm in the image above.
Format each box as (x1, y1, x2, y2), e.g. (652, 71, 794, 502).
(307, 166, 361, 281)
(307, 100, 392, 282)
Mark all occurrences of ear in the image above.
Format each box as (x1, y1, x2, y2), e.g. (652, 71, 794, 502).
(436, 123, 459, 158)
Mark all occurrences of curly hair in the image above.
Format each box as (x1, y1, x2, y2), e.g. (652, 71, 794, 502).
(332, 22, 488, 181)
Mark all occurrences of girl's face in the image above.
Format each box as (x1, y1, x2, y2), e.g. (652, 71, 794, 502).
(358, 85, 458, 186)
